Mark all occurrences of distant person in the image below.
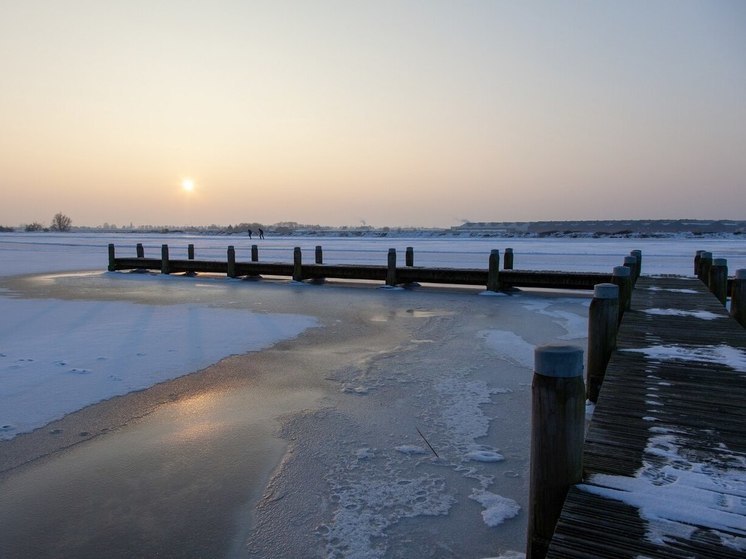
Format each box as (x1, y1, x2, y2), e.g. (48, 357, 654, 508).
(247, 229, 253, 239)
(258, 228, 264, 239)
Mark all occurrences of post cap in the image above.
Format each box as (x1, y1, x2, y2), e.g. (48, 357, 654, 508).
(623, 256, 637, 264)
(701, 251, 713, 259)
(736, 269, 746, 279)
(612, 265, 631, 277)
(594, 283, 619, 299)
(630, 250, 641, 257)
(713, 258, 727, 266)
(534, 345, 584, 378)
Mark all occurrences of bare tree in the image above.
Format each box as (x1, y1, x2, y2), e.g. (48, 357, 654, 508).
(50, 212, 72, 232)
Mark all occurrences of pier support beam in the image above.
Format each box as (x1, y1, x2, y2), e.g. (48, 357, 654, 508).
(386, 248, 397, 287)
(694, 250, 704, 276)
(315, 245, 323, 264)
(251, 244, 259, 262)
(406, 247, 414, 267)
(630, 250, 642, 281)
(623, 256, 638, 287)
(161, 244, 170, 275)
(293, 247, 303, 282)
(487, 250, 500, 292)
(108, 244, 116, 271)
(527, 345, 585, 559)
(709, 258, 728, 306)
(612, 266, 632, 320)
(188, 244, 194, 260)
(136, 243, 144, 258)
(698, 251, 713, 285)
(504, 248, 514, 270)
(587, 284, 619, 403)
(731, 269, 746, 328)
(227, 246, 236, 278)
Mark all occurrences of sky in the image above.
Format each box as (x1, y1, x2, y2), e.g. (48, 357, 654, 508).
(1, 1, 744, 228)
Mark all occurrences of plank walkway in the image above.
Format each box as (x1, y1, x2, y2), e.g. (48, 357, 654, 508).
(547, 276, 746, 558)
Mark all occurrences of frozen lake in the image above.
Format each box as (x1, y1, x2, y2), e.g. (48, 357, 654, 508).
(0, 232, 743, 558)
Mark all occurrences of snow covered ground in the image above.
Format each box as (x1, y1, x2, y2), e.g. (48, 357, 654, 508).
(0, 232, 743, 558)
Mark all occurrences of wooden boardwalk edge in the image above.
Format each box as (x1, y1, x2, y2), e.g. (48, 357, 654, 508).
(547, 277, 746, 558)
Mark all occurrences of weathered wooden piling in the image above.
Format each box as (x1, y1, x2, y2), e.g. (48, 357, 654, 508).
(630, 250, 642, 281)
(694, 250, 704, 276)
(315, 245, 323, 264)
(293, 247, 303, 282)
(227, 246, 236, 278)
(731, 269, 746, 328)
(586, 283, 619, 403)
(527, 345, 585, 559)
(623, 256, 638, 287)
(136, 243, 144, 258)
(504, 248, 514, 270)
(487, 250, 500, 292)
(161, 244, 170, 275)
(188, 244, 194, 260)
(612, 266, 632, 319)
(406, 246, 414, 267)
(698, 251, 713, 284)
(108, 244, 116, 271)
(709, 258, 728, 305)
(386, 248, 397, 287)
(251, 244, 259, 262)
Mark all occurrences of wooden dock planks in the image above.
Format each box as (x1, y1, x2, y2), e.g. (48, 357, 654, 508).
(547, 277, 746, 558)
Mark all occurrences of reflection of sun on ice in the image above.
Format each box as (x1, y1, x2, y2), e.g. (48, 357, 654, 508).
(181, 178, 195, 192)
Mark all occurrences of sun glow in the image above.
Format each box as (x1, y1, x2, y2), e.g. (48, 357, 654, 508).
(181, 178, 195, 192)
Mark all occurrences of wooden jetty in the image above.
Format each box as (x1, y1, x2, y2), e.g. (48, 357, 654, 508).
(545, 275, 746, 558)
(107, 243, 612, 291)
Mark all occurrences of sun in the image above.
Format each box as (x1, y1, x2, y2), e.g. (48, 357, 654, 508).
(181, 178, 195, 192)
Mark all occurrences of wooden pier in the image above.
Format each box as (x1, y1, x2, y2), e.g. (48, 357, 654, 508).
(546, 276, 746, 558)
(107, 244, 613, 291)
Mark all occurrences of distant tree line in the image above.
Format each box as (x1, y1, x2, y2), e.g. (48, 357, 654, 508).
(21, 213, 73, 232)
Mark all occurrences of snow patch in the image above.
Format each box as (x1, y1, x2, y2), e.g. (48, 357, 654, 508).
(642, 308, 723, 320)
(480, 330, 534, 369)
(581, 430, 746, 551)
(469, 489, 521, 527)
(622, 344, 746, 372)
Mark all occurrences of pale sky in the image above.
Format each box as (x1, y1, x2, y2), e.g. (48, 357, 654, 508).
(1, 1, 744, 228)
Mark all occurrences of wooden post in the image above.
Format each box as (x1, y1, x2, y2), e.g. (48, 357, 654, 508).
(731, 269, 746, 328)
(386, 248, 397, 287)
(630, 250, 642, 281)
(406, 246, 414, 267)
(699, 251, 713, 284)
(161, 244, 170, 275)
(293, 247, 303, 282)
(623, 256, 638, 287)
(188, 244, 194, 260)
(315, 245, 323, 264)
(612, 265, 631, 320)
(586, 283, 619, 403)
(694, 250, 704, 276)
(709, 258, 728, 305)
(227, 246, 236, 278)
(251, 244, 259, 262)
(136, 243, 144, 258)
(504, 248, 514, 270)
(527, 345, 585, 559)
(108, 244, 116, 271)
(487, 250, 500, 292)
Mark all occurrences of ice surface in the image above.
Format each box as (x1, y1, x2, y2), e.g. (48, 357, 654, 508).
(0, 297, 316, 439)
(3, 232, 743, 556)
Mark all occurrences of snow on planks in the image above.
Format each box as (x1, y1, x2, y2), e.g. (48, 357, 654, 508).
(548, 276, 746, 559)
